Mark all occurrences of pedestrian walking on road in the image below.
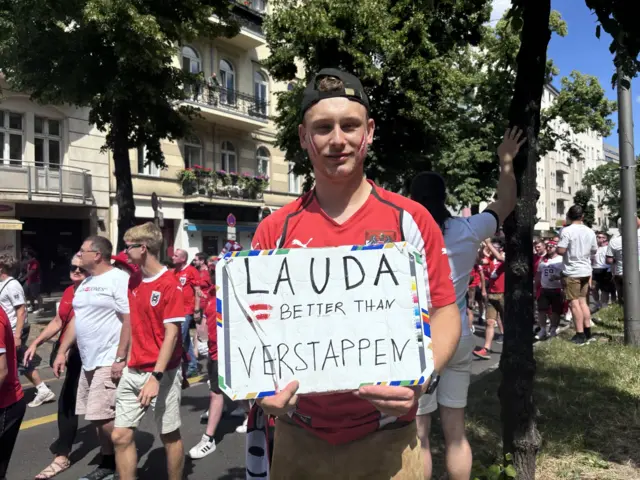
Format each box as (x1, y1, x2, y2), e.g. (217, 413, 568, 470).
(0, 307, 26, 480)
(53, 236, 131, 480)
(112, 222, 186, 480)
(172, 249, 202, 378)
(23, 257, 88, 479)
(0, 253, 55, 407)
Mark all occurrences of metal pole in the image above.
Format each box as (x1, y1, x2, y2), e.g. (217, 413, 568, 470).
(616, 65, 640, 346)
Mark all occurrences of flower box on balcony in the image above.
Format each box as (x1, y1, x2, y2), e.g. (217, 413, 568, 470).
(177, 168, 269, 200)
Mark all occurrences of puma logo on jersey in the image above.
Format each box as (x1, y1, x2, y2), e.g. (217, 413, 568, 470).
(291, 238, 313, 248)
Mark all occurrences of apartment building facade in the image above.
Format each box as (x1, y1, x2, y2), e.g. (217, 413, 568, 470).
(534, 84, 608, 234)
(0, 82, 111, 291)
(108, 0, 302, 260)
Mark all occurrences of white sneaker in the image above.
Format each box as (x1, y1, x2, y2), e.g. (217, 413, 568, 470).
(28, 388, 56, 407)
(229, 406, 246, 418)
(235, 418, 248, 433)
(189, 434, 216, 459)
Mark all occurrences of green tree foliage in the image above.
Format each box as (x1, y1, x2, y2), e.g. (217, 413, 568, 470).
(265, 1, 616, 209)
(572, 188, 595, 227)
(264, 0, 492, 196)
(0, 0, 237, 248)
(583, 159, 640, 222)
(584, 0, 640, 83)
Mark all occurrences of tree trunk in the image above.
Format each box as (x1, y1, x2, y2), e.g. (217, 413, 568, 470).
(499, 1, 550, 478)
(112, 105, 136, 252)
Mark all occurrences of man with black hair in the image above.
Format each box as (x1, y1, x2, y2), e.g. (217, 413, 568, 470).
(557, 205, 597, 345)
(410, 128, 524, 480)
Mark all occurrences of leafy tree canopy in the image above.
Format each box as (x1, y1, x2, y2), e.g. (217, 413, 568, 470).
(265, 1, 616, 208)
(573, 188, 596, 228)
(583, 158, 640, 222)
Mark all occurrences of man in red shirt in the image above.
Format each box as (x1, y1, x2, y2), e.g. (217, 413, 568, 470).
(192, 252, 211, 358)
(473, 239, 505, 359)
(247, 69, 460, 478)
(0, 307, 26, 479)
(23, 249, 43, 315)
(112, 222, 186, 480)
(171, 249, 201, 377)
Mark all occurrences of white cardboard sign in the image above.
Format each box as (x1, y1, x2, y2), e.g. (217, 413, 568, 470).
(215, 242, 434, 400)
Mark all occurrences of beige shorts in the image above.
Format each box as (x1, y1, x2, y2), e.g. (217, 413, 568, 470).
(562, 275, 590, 301)
(76, 366, 117, 421)
(271, 419, 422, 479)
(417, 334, 475, 415)
(114, 367, 182, 434)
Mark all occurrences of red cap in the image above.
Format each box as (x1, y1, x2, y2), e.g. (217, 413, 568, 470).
(111, 251, 138, 273)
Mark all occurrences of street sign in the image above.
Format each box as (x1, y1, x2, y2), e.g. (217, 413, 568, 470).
(227, 213, 237, 227)
(227, 226, 237, 241)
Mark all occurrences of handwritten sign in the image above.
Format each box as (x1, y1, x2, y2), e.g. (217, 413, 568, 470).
(215, 242, 434, 400)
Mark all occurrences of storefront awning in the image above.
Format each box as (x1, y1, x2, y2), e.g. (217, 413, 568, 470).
(0, 219, 23, 231)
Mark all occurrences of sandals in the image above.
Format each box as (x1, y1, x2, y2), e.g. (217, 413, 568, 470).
(34, 458, 71, 479)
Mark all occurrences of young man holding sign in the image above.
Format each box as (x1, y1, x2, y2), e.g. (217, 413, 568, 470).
(249, 69, 461, 478)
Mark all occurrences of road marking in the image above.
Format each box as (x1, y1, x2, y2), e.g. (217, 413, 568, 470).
(19, 374, 206, 431)
(21, 376, 62, 388)
(20, 413, 57, 430)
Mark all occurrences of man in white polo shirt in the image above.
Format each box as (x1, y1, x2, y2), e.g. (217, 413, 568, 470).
(53, 236, 131, 480)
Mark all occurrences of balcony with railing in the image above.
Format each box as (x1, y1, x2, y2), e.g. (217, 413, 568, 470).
(184, 84, 269, 131)
(0, 161, 92, 204)
(209, 1, 266, 50)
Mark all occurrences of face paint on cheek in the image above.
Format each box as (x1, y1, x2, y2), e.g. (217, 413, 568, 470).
(306, 132, 319, 156)
(358, 129, 368, 156)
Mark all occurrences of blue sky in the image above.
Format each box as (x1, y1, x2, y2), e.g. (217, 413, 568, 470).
(492, 0, 640, 154)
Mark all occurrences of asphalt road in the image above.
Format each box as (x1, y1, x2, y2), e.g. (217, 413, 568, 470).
(9, 326, 501, 480)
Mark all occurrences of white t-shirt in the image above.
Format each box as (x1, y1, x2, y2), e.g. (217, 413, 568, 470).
(0, 277, 27, 332)
(73, 268, 130, 371)
(606, 231, 640, 276)
(592, 245, 610, 270)
(538, 255, 564, 289)
(557, 223, 597, 277)
(443, 211, 499, 337)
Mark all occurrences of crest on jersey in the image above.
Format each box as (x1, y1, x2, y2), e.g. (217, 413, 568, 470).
(150, 291, 161, 307)
(179, 277, 187, 286)
(364, 229, 397, 246)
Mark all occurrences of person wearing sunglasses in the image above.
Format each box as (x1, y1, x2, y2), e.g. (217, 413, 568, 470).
(23, 258, 88, 479)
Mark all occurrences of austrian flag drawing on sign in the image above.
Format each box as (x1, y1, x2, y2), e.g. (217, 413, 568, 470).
(215, 242, 434, 400)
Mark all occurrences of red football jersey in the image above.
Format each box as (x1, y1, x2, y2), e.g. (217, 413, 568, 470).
(174, 264, 200, 315)
(0, 309, 24, 408)
(27, 258, 41, 284)
(251, 180, 456, 445)
(205, 289, 218, 361)
(488, 259, 505, 294)
(58, 285, 76, 344)
(128, 268, 186, 372)
(468, 264, 481, 288)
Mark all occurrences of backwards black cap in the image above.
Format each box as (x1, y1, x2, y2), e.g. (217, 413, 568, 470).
(301, 68, 370, 117)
